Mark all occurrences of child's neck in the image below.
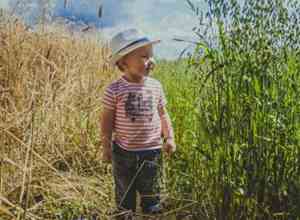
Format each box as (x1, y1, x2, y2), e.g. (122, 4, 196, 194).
(123, 73, 145, 84)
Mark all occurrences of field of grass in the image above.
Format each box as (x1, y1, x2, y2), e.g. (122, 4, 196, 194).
(0, 18, 117, 219)
(1, 0, 300, 219)
(154, 0, 300, 218)
(155, 59, 300, 219)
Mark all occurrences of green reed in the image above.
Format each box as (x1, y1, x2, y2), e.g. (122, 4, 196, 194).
(155, 0, 300, 219)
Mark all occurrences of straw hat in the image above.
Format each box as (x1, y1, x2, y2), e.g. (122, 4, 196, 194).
(109, 29, 160, 65)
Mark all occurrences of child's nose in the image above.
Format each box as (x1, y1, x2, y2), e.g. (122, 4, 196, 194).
(146, 57, 156, 69)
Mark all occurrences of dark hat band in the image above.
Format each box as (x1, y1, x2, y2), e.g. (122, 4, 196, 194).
(117, 37, 149, 54)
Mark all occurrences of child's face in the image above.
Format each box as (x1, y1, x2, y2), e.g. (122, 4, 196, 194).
(119, 45, 155, 78)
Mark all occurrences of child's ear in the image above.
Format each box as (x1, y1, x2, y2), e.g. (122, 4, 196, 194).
(116, 59, 127, 72)
(119, 58, 129, 70)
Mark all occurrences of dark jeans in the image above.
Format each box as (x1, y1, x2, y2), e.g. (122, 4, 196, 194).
(112, 142, 162, 215)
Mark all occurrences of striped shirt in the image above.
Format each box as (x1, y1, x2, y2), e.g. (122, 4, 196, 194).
(102, 75, 167, 151)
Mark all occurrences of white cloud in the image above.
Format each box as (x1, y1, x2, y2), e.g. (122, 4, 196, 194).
(111, 0, 200, 59)
(4, 0, 204, 59)
(56, 0, 201, 58)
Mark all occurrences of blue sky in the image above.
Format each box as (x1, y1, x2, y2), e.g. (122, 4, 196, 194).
(1, 0, 203, 59)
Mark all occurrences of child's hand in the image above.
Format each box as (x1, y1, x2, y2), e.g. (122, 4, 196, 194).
(102, 148, 112, 163)
(163, 138, 176, 156)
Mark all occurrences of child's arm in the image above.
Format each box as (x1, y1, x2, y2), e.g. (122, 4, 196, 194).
(158, 106, 176, 155)
(100, 108, 114, 163)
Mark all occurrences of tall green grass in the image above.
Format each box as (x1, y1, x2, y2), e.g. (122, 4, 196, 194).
(155, 0, 300, 219)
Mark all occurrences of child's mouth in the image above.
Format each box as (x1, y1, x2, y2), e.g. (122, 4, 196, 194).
(146, 63, 154, 71)
(145, 66, 153, 74)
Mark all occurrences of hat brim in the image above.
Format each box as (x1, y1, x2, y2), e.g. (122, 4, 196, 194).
(109, 40, 161, 66)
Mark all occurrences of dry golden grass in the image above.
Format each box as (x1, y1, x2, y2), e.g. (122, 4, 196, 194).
(0, 16, 118, 219)
(0, 15, 193, 220)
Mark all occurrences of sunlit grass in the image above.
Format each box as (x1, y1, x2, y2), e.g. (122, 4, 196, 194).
(1, 1, 300, 219)
(0, 16, 116, 220)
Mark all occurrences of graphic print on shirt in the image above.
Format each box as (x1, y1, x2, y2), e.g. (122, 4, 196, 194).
(125, 90, 154, 122)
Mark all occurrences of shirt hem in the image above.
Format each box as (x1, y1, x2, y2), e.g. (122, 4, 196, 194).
(115, 141, 162, 152)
